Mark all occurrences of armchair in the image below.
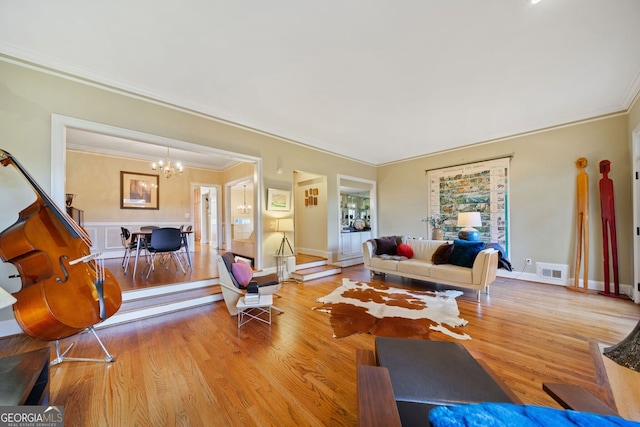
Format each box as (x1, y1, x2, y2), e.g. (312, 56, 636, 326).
(216, 252, 282, 316)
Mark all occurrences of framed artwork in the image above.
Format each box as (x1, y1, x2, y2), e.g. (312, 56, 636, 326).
(267, 188, 290, 211)
(120, 171, 159, 210)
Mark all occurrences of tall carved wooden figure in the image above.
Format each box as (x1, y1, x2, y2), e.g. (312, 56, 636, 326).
(573, 157, 589, 291)
(598, 160, 620, 296)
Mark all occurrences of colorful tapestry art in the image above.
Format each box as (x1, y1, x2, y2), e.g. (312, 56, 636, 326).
(427, 157, 510, 254)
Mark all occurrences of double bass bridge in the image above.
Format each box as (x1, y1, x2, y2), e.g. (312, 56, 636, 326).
(68, 252, 108, 321)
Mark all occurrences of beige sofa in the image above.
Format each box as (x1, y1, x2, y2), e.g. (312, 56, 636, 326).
(362, 237, 499, 301)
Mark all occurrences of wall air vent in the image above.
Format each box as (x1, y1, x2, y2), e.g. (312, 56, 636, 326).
(535, 262, 569, 285)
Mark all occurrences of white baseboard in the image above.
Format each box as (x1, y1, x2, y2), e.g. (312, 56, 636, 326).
(295, 247, 329, 259)
(0, 317, 22, 338)
(496, 270, 634, 298)
(333, 257, 364, 267)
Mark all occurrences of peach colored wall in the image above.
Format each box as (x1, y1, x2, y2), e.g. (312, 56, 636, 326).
(66, 151, 222, 222)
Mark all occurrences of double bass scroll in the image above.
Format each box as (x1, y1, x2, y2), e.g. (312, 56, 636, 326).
(0, 149, 122, 341)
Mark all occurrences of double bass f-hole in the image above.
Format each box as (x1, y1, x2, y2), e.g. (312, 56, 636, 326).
(56, 255, 70, 284)
(55, 253, 95, 284)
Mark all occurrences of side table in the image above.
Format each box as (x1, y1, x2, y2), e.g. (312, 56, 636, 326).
(0, 347, 50, 405)
(236, 294, 273, 328)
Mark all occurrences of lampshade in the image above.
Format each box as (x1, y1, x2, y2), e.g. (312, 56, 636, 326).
(457, 212, 482, 227)
(0, 287, 17, 310)
(276, 218, 294, 232)
(457, 212, 482, 241)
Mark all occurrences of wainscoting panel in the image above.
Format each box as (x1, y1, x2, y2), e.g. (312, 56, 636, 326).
(84, 227, 98, 247)
(105, 227, 123, 250)
(84, 222, 190, 258)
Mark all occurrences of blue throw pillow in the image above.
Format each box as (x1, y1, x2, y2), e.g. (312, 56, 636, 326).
(448, 239, 486, 268)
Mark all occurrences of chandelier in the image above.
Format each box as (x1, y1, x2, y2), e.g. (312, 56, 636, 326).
(237, 185, 252, 214)
(151, 148, 183, 179)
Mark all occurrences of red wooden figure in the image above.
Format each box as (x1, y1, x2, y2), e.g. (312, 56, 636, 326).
(598, 160, 620, 296)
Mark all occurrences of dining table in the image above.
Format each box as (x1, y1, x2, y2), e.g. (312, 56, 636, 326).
(126, 229, 193, 277)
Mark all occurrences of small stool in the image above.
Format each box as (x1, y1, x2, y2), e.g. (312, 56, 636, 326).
(236, 294, 273, 328)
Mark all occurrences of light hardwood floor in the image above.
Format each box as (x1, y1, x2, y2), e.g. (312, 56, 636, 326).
(0, 256, 638, 426)
(108, 243, 221, 291)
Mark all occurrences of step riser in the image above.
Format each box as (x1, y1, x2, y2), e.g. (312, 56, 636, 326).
(98, 294, 223, 329)
(97, 280, 222, 329)
(291, 268, 342, 282)
(297, 260, 327, 269)
(333, 257, 364, 268)
(123, 280, 218, 302)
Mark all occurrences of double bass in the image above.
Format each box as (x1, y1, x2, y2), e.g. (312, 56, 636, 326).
(0, 149, 122, 341)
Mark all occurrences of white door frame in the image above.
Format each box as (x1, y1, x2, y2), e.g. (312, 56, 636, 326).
(191, 183, 222, 247)
(632, 122, 640, 304)
(51, 114, 263, 269)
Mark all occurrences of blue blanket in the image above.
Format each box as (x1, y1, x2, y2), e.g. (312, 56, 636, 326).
(429, 403, 640, 426)
(486, 242, 512, 271)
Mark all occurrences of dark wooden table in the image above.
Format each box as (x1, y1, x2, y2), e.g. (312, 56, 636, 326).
(0, 347, 50, 405)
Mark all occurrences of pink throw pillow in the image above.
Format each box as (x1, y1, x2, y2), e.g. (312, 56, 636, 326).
(397, 243, 414, 259)
(232, 260, 253, 286)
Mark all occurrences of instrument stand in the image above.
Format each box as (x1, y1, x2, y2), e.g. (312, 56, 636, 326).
(50, 326, 115, 366)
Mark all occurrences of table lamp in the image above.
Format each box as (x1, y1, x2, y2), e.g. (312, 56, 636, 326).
(457, 212, 482, 241)
(0, 287, 17, 310)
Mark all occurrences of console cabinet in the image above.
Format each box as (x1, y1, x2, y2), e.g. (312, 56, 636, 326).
(340, 231, 371, 257)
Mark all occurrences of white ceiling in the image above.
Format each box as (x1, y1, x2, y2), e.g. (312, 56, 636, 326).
(2, 0, 640, 166)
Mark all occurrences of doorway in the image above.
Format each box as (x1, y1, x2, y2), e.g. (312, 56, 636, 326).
(337, 175, 377, 266)
(51, 114, 265, 269)
(633, 124, 640, 304)
(224, 179, 257, 264)
(293, 171, 328, 259)
(195, 185, 220, 248)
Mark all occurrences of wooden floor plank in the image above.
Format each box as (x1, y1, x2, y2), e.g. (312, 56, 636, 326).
(0, 259, 638, 426)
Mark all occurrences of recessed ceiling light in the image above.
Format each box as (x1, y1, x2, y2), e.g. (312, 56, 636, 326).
(530, 0, 542, 4)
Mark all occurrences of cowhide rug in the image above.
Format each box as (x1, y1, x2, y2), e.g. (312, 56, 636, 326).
(313, 278, 470, 340)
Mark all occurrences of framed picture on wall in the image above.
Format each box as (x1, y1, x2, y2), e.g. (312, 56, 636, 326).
(267, 188, 291, 211)
(121, 171, 159, 209)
